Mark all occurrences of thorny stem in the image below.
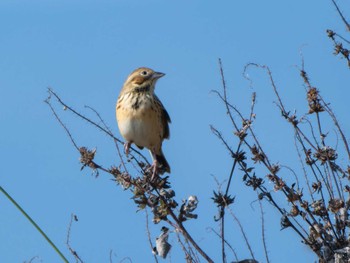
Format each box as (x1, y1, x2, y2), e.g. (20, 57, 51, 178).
(221, 142, 242, 263)
(210, 118, 242, 262)
(295, 131, 333, 198)
(227, 206, 255, 260)
(319, 187, 340, 241)
(311, 88, 345, 203)
(221, 214, 227, 263)
(225, 142, 242, 197)
(258, 199, 270, 263)
(328, 161, 343, 201)
(0, 186, 69, 263)
(294, 136, 315, 202)
(238, 161, 310, 244)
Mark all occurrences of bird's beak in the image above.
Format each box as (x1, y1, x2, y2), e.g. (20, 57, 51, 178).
(152, 72, 165, 79)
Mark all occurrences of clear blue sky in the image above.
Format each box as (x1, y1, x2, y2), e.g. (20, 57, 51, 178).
(1, 1, 349, 262)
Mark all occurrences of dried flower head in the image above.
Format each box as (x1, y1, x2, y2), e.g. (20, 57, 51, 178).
(328, 198, 344, 213)
(305, 149, 316, 165)
(311, 200, 327, 217)
(307, 88, 324, 114)
(212, 191, 235, 208)
(309, 223, 323, 240)
(286, 188, 303, 203)
(79, 147, 99, 173)
(281, 214, 292, 230)
(251, 145, 266, 163)
(245, 175, 264, 190)
(289, 205, 300, 217)
(312, 181, 322, 193)
(314, 146, 338, 164)
(326, 29, 335, 39)
(110, 166, 133, 190)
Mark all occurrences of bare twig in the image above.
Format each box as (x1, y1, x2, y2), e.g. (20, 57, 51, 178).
(46, 88, 149, 165)
(119, 257, 133, 263)
(85, 105, 129, 173)
(175, 231, 194, 262)
(218, 58, 239, 131)
(206, 227, 238, 261)
(183, 233, 201, 263)
(145, 209, 159, 263)
(321, 97, 350, 161)
(66, 214, 84, 263)
(45, 93, 79, 151)
(109, 250, 115, 263)
(330, 0, 350, 31)
(24, 256, 41, 263)
(227, 206, 255, 260)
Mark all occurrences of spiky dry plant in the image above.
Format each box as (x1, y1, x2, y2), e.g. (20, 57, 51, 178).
(211, 58, 350, 262)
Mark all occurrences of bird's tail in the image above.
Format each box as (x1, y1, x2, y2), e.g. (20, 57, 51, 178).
(155, 150, 171, 174)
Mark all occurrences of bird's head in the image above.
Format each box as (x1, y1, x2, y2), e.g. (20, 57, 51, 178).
(123, 67, 165, 93)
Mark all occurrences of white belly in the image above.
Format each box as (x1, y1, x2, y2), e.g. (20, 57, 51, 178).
(118, 117, 158, 148)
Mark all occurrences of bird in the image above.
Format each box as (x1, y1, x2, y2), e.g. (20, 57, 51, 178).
(116, 67, 171, 178)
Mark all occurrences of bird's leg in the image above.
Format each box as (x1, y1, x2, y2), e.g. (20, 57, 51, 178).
(149, 151, 159, 181)
(150, 159, 159, 181)
(124, 141, 131, 156)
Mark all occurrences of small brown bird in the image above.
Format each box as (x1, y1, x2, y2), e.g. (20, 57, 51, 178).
(116, 67, 171, 176)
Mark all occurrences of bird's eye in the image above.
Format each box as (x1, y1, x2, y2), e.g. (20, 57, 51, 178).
(140, 71, 148, 76)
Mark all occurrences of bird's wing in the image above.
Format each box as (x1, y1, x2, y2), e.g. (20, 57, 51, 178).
(154, 95, 171, 139)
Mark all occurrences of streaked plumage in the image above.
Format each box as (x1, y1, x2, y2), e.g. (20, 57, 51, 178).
(116, 67, 171, 175)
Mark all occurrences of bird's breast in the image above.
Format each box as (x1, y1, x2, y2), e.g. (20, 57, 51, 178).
(116, 92, 162, 149)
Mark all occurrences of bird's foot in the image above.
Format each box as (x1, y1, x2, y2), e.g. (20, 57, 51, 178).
(124, 142, 131, 156)
(149, 160, 159, 182)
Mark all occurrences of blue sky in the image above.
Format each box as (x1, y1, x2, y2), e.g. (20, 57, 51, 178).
(1, 1, 349, 262)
